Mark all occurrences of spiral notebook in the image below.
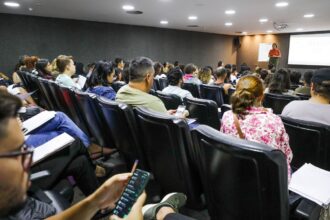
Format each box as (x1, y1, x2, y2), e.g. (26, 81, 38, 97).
(22, 111, 56, 135)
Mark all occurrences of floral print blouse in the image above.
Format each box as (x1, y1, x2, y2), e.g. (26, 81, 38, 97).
(220, 107, 293, 181)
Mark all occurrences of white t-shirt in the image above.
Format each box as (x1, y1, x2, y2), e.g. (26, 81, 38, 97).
(281, 100, 330, 125)
(162, 85, 193, 99)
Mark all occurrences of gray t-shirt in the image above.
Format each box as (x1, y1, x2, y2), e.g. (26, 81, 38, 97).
(281, 100, 330, 125)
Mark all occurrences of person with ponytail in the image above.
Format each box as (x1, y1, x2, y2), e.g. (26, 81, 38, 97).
(220, 75, 293, 181)
(86, 60, 116, 100)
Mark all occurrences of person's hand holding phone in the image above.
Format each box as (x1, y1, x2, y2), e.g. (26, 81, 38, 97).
(89, 173, 132, 210)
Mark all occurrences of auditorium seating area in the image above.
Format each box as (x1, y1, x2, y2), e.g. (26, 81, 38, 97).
(4, 60, 326, 220)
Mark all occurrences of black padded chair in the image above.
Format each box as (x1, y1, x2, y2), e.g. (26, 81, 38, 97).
(47, 81, 72, 116)
(111, 81, 126, 92)
(97, 97, 147, 170)
(184, 96, 220, 129)
(199, 84, 225, 107)
(156, 91, 183, 110)
(191, 125, 289, 220)
(182, 83, 200, 98)
(74, 91, 115, 148)
(38, 78, 57, 110)
(153, 79, 160, 91)
(295, 93, 311, 100)
(158, 78, 169, 90)
(134, 107, 203, 209)
(281, 116, 330, 170)
(263, 93, 300, 114)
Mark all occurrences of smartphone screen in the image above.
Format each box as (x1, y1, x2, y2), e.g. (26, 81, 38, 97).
(175, 105, 186, 117)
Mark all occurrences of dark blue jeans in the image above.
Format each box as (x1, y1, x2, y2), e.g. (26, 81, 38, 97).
(26, 112, 90, 148)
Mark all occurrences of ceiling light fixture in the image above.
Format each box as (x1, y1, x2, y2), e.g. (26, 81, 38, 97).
(122, 5, 135, 11)
(29, 7, 33, 11)
(188, 16, 198, 20)
(225, 22, 233, 26)
(225, 10, 236, 15)
(296, 28, 304, 31)
(4, 1, 20, 7)
(304, 14, 314, 18)
(267, 30, 273, 33)
(242, 31, 247, 35)
(160, 20, 168, 24)
(275, 2, 289, 7)
(259, 18, 268, 23)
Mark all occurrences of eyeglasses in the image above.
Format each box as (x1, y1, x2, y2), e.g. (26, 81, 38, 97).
(0, 143, 34, 172)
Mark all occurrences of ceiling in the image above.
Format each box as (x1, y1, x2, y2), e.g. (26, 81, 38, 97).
(0, 0, 330, 35)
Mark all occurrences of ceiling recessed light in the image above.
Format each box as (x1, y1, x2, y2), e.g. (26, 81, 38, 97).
(259, 18, 268, 23)
(4, 1, 20, 7)
(242, 31, 247, 35)
(122, 5, 135, 11)
(267, 30, 273, 33)
(188, 16, 198, 20)
(296, 28, 304, 31)
(160, 20, 168, 25)
(225, 10, 236, 15)
(275, 2, 289, 7)
(304, 14, 314, 18)
(28, 7, 33, 11)
(225, 22, 233, 26)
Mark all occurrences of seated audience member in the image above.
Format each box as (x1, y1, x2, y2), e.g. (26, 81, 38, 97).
(21, 56, 39, 75)
(0, 72, 13, 86)
(115, 57, 125, 70)
(154, 62, 166, 79)
(217, 60, 223, 68)
(122, 67, 130, 84)
(50, 58, 60, 79)
(116, 57, 174, 114)
(12, 55, 28, 84)
(86, 60, 116, 100)
(198, 67, 212, 84)
(85, 62, 96, 78)
(230, 64, 238, 85)
(36, 58, 54, 80)
(163, 62, 173, 74)
(174, 61, 179, 67)
(179, 64, 185, 73)
(290, 71, 302, 89)
(266, 69, 292, 95)
(55, 55, 81, 89)
(220, 75, 293, 179)
(212, 67, 232, 94)
(237, 63, 250, 78)
(162, 67, 193, 99)
(268, 63, 275, 74)
(183, 63, 201, 84)
(74, 62, 86, 76)
(114, 67, 123, 82)
(0, 93, 195, 220)
(282, 68, 330, 125)
(260, 69, 269, 81)
(1, 83, 36, 106)
(294, 71, 314, 96)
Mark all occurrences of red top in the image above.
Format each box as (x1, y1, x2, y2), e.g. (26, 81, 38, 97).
(269, 48, 281, 57)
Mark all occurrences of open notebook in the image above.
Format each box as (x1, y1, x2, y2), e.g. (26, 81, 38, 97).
(22, 111, 56, 135)
(32, 132, 75, 165)
(289, 163, 330, 206)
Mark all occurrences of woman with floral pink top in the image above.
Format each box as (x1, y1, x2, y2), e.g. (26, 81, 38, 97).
(220, 75, 293, 180)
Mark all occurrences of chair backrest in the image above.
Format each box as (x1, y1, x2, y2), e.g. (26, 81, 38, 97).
(182, 83, 200, 98)
(111, 81, 126, 92)
(191, 125, 289, 220)
(156, 91, 183, 109)
(281, 116, 330, 170)
(16, 70, 29, 90)
(263, 93, 300, 114)
(74, 91, 114, 148)
(134, 107, 203, 209)
(199, 84, 225, 107)
(184, 96, 220, 129)
(295, 93, 311, 100)
(47, 81, 71, 116)
(97, 97, 147, 170)
(158, 78, 169, 90)
(38, 78, 56, 110)
(153, 79, 160, 91)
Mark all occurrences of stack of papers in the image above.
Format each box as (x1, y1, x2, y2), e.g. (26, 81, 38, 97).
(22, 111, 56, 135)
(289, 163, 330, 206)
(32, 132, 75, 165)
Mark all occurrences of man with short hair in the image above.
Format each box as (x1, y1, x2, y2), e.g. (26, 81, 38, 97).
(55, 55, 81, 89)
(282, 68, 330, 125)
(212, 67, 232, 94)
(116, 57, 169, 113)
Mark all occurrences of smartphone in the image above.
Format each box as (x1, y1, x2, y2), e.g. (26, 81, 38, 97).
(175, 105, 186, 118)
(112, 168, 150, 218)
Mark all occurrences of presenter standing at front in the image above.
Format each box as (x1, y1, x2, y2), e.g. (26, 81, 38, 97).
(268, 43, 281, 71)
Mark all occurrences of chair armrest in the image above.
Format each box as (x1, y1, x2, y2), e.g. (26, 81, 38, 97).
(295, 199, 321, 220)
(30, 170, 51, 181)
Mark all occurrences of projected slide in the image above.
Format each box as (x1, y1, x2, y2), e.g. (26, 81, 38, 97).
(288, 33, 330, 66)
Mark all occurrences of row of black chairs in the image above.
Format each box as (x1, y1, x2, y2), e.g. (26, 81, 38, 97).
(18, 71, 325, 219)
